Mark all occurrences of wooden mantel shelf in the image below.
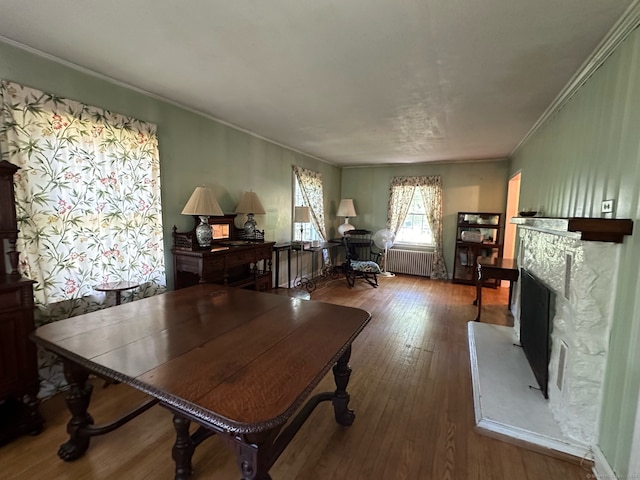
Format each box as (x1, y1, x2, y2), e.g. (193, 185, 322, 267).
(510, 217, 633, 243)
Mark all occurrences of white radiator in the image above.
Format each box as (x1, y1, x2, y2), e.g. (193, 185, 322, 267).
(386, 248, 435, 277)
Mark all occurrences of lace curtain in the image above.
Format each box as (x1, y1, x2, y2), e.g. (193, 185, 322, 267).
(0, 80, 166, 397)
(292, 165, 327, 241)
(387, 176, 447, 279)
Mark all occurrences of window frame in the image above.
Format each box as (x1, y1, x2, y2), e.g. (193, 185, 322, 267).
(393, 188, 435, 248)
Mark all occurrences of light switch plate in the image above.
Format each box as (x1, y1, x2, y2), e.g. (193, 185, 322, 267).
(601, 199, 614, 214)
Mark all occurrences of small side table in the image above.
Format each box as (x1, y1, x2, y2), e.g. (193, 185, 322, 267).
(473, 258, 519, 322)
(95, 281, 140, 306)
(273, 243, 293, 288)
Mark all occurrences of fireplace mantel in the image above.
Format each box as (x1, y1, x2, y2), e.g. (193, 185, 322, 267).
(510, 217, 633, 243)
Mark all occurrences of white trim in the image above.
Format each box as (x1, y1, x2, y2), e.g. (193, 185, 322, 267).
(511, 0, 640, 157)
(468, 322, 594, 461)
(591, 445, 617, 480)
(0, 35, 335, 167)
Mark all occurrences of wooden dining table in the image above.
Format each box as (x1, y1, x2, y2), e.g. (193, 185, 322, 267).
(31, 284, 371, 480)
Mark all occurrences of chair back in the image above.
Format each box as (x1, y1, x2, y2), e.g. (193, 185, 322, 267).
(344, 230, 372, 260)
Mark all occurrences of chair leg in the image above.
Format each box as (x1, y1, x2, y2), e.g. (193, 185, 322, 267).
(363, 273, 378, 288)
(346, 270, 356, 287)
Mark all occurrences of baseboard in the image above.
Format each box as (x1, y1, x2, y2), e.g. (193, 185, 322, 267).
(591, 445, 617, 479)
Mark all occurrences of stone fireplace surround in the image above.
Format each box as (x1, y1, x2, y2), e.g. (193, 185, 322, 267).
(468, 217, 632, 465)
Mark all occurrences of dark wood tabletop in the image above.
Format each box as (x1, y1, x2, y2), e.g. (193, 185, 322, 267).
(94, 280, 140, 305)
(33, 284, 371, 479)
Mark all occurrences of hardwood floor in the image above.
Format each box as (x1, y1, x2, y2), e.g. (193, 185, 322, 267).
(0, 275, 593, 479)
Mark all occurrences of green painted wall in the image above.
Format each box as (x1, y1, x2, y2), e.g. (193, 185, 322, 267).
(510, 27, 640, 477)
(341, 161, 509, 276)
(0, 40, 342, 289)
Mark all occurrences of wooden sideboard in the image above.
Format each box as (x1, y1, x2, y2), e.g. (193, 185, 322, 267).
(172, 242, 275, 290)
(0, 160, 43, 444)
(172, 215, 274, 291)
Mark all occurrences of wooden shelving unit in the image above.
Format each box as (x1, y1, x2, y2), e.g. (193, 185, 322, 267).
(453, 212, 503, 286)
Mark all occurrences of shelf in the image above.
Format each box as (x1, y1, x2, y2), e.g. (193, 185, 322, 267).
(454, 211, 504, 286)
(456, 241, 502, 248)
(510, 217, 633, 243)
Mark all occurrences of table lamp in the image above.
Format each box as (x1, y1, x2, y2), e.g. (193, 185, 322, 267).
(294, 206, 310, 242)
(236, 191, 266, 238)
(337, 198, 357, 236)
(181, 186, 223, 248)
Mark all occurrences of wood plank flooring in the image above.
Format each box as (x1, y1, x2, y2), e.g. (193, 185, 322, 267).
(0, 275, 593, 479)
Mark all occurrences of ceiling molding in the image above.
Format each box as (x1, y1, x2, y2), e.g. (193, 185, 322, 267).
(342, 157, 509, 169)
(510, 0, 640, 158)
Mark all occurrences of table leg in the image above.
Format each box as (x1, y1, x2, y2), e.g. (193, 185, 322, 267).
(332, 346, 355, 426)
(274, 249, 281, 289)
(508, 280, 515, 309)
(172, 415, 195, 480)
(58, 360, 95, 461)
(115, 291, 122, 305)
(232, 431, 277, 480)
(474, 264, 483, 322)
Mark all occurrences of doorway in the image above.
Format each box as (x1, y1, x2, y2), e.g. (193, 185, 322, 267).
(503, 172, 521, 262)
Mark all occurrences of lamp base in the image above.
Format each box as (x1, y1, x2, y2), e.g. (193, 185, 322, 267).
(195, 216, 212, 248)
(243, 213, 257, 237)
(338, 220, 355, 237)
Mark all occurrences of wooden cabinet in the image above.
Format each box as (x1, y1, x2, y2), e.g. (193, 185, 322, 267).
(452, 212, 503, 286)
(172, 216, 274, 291)
(172, 242, 275, 291)
(0, 160, 43, 444)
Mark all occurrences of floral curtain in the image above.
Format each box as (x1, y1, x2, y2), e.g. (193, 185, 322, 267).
(418, 178, 447, 279)
(0, 80, 166, 397)
(387, 175, 447, 279)
(387, 177, 416, 236)
(292, 165, 327, 241)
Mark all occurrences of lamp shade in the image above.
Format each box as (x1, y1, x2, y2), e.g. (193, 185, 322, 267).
(235, 191, 266, 214)
(337, 199, 357, 217)
(181, 186, 223, 216)
(294, 206, 310, 223)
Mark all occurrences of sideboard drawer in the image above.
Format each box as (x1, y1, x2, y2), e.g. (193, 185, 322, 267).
(226, 250, 256, 267)
(255, 246, 273, 260)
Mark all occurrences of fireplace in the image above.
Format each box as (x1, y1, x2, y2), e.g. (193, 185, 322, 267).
(520, 269, 555, 399)
(469, 217, 632, 461)
(513, 224, 622, 444)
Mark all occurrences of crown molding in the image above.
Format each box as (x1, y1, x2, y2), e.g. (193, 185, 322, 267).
(510, 0, 640, 157)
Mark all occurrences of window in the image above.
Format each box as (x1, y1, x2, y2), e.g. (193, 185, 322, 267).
(293, 176, 321, 242)
(386, 175, 447, 279)
(395, 190, 434, 246)
(292, 166, 327, 242)
(0, 80, 166, 310)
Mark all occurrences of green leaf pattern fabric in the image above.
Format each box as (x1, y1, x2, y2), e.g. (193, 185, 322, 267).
(0, 80, 166, 397)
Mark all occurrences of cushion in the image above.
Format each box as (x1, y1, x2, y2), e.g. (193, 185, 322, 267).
(350, 260, 382, 274)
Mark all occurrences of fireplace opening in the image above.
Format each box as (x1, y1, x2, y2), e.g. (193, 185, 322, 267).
(520, 269, 555, 399)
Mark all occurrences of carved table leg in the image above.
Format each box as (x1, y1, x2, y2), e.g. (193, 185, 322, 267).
(172, 414, 195, 480)
(231, 431, 278, 480)
(332, 345, 355, 426)
(58, 359, 95, 461)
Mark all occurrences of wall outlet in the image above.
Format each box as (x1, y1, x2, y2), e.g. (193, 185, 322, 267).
(601, 199, 614, 214)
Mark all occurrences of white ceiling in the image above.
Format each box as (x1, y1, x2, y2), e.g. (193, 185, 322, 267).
(0, 0, 634, 166)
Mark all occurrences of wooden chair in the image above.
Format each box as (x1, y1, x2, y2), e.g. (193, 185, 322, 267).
(342, 231, 382, 288)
